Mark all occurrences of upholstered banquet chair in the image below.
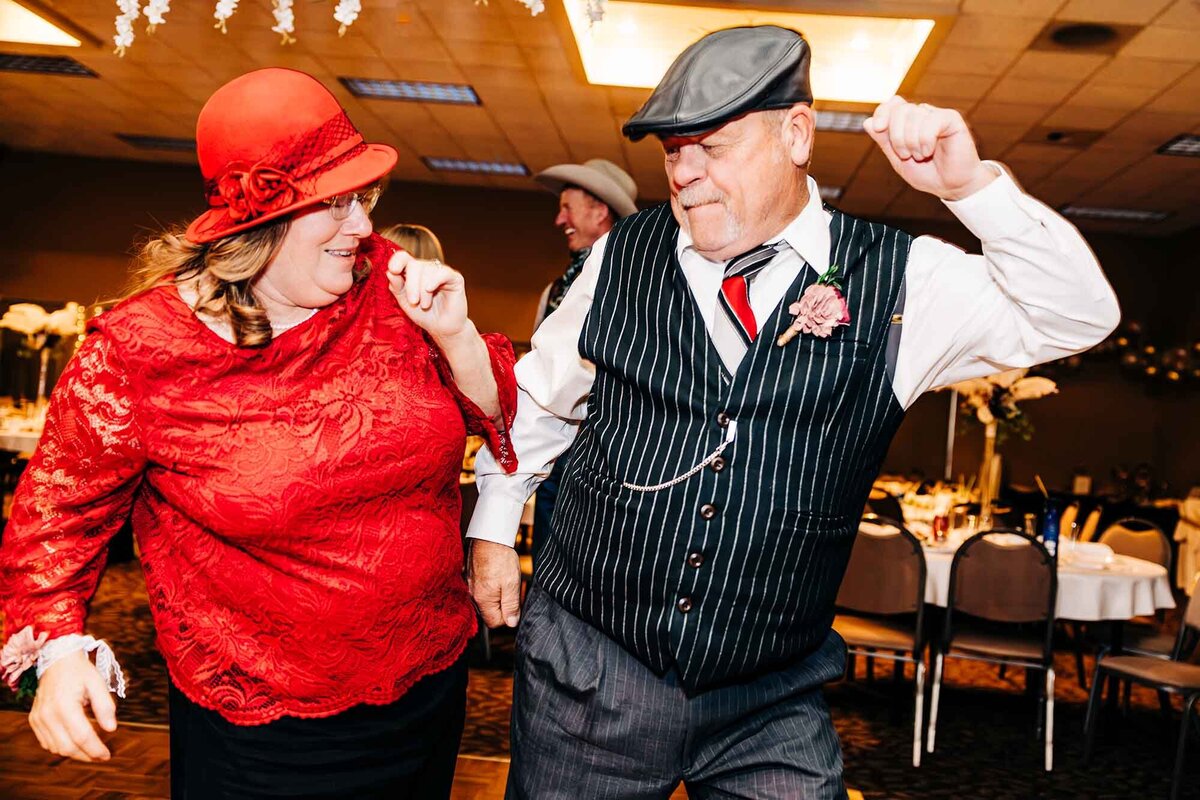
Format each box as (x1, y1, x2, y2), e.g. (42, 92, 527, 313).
(833, 514, 929, 767)
(927, 529, 1058, 771)
(1085, 573, 1200, 800)
(1099, 517, 1172, 572)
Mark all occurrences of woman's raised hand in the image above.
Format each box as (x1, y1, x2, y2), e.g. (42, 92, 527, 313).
(386, 250, 471, 343)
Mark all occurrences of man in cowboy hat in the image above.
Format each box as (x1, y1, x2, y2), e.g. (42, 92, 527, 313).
(468, 25, 1119, 797)
(527, 158, 638, 555)
(530, 158, 638, 330)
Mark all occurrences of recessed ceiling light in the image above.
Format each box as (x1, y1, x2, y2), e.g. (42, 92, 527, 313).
(815, 111, 869, 134)
(0, 0, 80, 47)
(423, 157, 528, 176)
(564, 2, 935, 104)
(340, 77, 479, 105)
(1061, 205, 1169, 223)
(116, 133, 196, 152)
(0, 51, 94, 76)
(1157, 134, 1200, 158)
(819, 185, 843, 201)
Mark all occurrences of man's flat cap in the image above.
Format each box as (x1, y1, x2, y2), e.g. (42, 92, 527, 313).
(623, 26, 812, 142)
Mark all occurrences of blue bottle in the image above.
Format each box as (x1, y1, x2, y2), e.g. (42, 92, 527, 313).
(1041, 500, 1060, 558)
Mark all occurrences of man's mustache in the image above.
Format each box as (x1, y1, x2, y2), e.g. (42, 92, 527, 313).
(677, 185, 728, 210)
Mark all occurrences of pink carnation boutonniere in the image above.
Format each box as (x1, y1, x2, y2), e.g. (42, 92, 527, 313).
(777, 263, 851, 346)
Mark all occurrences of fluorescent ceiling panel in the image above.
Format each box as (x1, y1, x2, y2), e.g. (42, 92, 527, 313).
(340, 77, 480, 105)
(0, 0, 80, 47)
(1060, 205, 1169, 223)
(565, 2, 934, 104)
(423, 157, 529, 176)
(1157, 134, 1200, 158)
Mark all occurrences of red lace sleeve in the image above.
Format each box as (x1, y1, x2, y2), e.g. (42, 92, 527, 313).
(0, 332, 146, 640)
(431, 333, 518, 474)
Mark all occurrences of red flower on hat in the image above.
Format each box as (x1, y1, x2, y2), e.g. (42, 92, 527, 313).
(214, 162, 300, 222)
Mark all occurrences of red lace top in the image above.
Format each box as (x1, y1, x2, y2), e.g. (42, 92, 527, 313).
(0, 235, 517, 725)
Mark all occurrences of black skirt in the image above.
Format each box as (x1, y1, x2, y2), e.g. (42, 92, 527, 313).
(169, 656, 468, 800)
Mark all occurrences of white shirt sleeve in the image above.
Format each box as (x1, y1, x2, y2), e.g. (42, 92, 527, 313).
(465, 234, 609, 546)
(531, 283, 552, 333)
(891, 163, 1121, 408)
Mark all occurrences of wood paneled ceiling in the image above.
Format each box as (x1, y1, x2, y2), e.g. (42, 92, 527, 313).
(1, 0, 1198, 235)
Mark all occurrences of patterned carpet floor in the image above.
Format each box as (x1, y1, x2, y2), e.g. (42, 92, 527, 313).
(3, 561, 1195, 799)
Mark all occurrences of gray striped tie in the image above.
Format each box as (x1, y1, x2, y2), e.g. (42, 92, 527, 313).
(711, 242, 786, 373)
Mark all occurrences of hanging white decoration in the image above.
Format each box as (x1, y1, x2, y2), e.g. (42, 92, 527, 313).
(516, 0, 546, 14)
(112, 0, 139, 57)
(334, 0, 360, 36)
(271, 0, 296, 44)
(214, 0, 239, 34)
(145, 0, 171, 32)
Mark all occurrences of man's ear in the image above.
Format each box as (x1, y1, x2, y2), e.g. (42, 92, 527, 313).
(780, 103, 815, 168)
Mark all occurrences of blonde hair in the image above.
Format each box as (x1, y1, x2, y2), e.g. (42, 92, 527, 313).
(378, 223, 445, 261)
(124, 219, 291, 348)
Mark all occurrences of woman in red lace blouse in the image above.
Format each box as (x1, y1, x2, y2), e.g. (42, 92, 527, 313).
(0, 68, 516, 798)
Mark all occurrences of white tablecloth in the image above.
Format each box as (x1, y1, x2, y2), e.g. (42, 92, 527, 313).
(0, 419, 41, 454)
(921, 542, 1175, 621)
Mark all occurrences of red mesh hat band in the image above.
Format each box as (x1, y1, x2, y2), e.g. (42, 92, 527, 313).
(204, 112, 367, 223)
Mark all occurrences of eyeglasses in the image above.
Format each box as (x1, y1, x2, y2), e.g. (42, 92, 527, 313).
(323, 184, 382, 221)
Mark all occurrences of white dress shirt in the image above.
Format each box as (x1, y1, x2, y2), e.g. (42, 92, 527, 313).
(468, 165, 1120, 546)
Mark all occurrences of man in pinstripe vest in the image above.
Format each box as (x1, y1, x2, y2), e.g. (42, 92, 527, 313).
(468, 26, 1119, 798)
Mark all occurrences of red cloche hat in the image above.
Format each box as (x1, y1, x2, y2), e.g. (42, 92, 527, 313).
(185, 68, 398, 244)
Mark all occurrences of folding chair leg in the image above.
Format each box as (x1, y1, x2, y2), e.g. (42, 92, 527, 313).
(1159, 689, 1173, 719)
(1172, 694, 1198, 800)
(1083, 664, 1106, 764)
(1071, 622, 1088, 690)
(927, 652, 944, 754)
(1123, 679, 1132, 716)
(1044, 668, 1055, 772)
(847, 652, 857, 680)
(912, 661, 926, 768)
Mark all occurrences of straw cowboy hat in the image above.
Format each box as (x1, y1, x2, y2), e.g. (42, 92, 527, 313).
(186, 68, 398, 244)
(533, 158, 639, 218)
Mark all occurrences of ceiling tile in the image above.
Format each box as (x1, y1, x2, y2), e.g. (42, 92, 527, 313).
(970, 101, 1054, 126)
(961, 0, 1064, 17)
(1006, 51, 1110, 82)
(1066, 81, 1156, 109)
(987, 75, 1084, 105)
(1120, 25, 1200, 60)
(944, 15, 1046, 50)
(1154, 0, 1200, 28)
(1145, 66, 1200, 112)
(1042, 105, 1130, 130)
(1087, 56, 1194, 90)
(925, 45, 1021, 77)
(1057, 0, 1174, 25)
(914, 73, 999, 100)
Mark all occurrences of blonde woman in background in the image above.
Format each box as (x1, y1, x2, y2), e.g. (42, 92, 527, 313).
(380, 223, 446, 262)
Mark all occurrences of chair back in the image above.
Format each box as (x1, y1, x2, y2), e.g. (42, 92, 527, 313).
(865, 491, 904, 525)
(1058, 502, 1079, 539)
(1166, 572, 1200, 664)
(944, 528, 1057, 662)
(1098, 518, 1171, 570)
(837, 514, 928, 650)
(1079, 507, 1102, 542)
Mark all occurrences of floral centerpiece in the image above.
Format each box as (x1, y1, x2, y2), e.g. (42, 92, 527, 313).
(949, 368, 1058, 443)
(944, 369, 1057, 527)
(0, 302, 84, 406)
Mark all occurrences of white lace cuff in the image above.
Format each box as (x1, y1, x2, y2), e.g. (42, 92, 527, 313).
(36, 635, 127, 699)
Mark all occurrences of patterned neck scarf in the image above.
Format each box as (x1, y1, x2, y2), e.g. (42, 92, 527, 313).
(544, 246, 591, 318)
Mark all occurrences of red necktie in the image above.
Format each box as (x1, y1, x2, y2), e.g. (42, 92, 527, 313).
(717, 243, 779, 344)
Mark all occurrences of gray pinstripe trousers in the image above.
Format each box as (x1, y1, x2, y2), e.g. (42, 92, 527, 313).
(506, 587, 849, 799)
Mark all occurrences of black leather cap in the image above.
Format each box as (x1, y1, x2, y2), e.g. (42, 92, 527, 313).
(623, 26, 813, 142)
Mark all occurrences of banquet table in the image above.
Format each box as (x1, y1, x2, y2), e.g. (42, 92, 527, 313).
(920, 540, 1176, 621)
(0, 413, 42, 454)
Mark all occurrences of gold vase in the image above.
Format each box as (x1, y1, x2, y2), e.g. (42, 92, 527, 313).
(978, 421, 999, 530)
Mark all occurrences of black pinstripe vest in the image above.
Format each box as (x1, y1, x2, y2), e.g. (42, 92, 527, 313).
(539, 203, 913, 691)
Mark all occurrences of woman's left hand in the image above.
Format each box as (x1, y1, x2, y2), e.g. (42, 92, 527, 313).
(386, 251, 470, 341)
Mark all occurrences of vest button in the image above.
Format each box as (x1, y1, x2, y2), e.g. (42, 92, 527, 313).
(716, 411, 730, 428)
(710, 456, 727, 473)
(687, 551, 705, 568)
(676, 596, 694, 613)
(699, 503, 718, 520)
